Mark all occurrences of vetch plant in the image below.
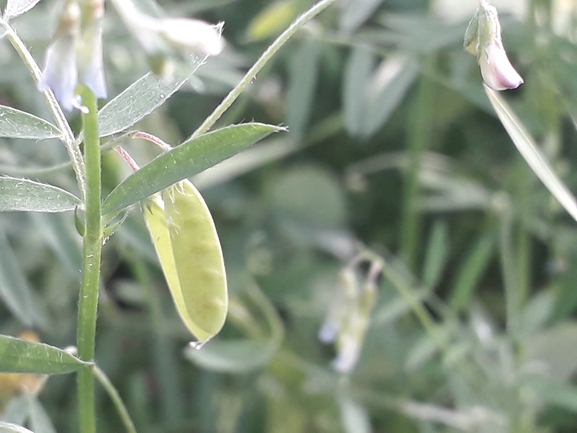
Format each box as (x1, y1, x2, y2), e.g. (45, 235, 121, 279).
(0, 0, 335, 431)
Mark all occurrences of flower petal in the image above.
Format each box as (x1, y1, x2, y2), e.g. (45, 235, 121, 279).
(479, 43, 523, 91)
(78, 16, 107, 99)
(38, 33, 78, 111)
(158, 19, 224, 56)
(38, 0, 80, 111)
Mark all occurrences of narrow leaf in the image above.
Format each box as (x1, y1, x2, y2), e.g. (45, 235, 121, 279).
(422, 220, 449, 289)
(339, 0, 384, 34)
(4, 0, 42, 20)
(0, 422, 34, 433)
(485, 86, 577, 221)
(98, 69, 200, 137)
(286, 40, 321, 137)
(102, 123, 284, 214)
(343, 46, 374, 136)
(363, 55, 418, 138)
(28, 398, 57, 433)
(450, 233, 494, 312)
(0, 334, 88, 374)
(0, 230, 43, 328)
(0, 106, 60, 140)
(3, 396, 30, 426)
(0, 177, 81, 213)
(246, 0, 297, 41)
(338, 396, 373, 433)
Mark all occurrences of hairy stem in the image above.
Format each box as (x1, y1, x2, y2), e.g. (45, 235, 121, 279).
(77, 87, 102, 433)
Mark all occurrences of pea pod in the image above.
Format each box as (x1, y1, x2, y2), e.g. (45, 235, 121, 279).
(143, 180, 228, 344)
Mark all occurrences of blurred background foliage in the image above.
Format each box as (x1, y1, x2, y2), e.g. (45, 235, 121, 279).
(2, 0, 577, 432)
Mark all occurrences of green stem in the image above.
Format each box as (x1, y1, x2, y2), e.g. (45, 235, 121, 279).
(77, 87, 102, 433)
(188, 0, 336, 140)
(94, 365, 137, 433)
(381, 263, 448, 352)
(400, 66, 434, 270)
(0, 18, 86, 199)
(498, 201, 519, 332)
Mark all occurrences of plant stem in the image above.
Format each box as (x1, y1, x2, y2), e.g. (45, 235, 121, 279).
(77, 86, 102, 433)
(0, 18, 86, 199)
(188, 0, 336, 140)
(400, 63, 434, 270)
(94, 365, 137, 433)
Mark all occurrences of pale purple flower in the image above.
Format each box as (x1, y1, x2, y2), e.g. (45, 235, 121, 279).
(479, 41, 523, 91)
(464, 1, 523, 91)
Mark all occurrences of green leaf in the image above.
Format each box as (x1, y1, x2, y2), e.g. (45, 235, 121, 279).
(0, 177, 81, 213)
(343, 49, 417, 138)
(338, 396, 372, 433)
(526, 376, 577, 413)
(525, 323, 577, 383)
(28, 398, 57, 433)
(268, 165, 347, 229)
(0, 106, 60, 140)
(0, 230, 44, 328)
(245, 0, 297, 41)
(485, 87, 577, 221)
(0, 422, 34, 433)
(0, 334, 89, 374)
(422, 220, 449, 289)
(449, 233, 495, 312)
(286, 40, 321, 137)
(3, 396, 29, 426)
(339, 0, 384, 33)
(363, 55, 418, 138)
(343, 46, 374, 137)
(102, 123, 284, 214)
(98, 69, 199, 137)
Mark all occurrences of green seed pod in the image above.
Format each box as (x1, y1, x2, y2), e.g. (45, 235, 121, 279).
(143, 180, 228, 344)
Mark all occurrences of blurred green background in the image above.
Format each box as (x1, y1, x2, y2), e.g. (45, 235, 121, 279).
(3, 0, 577, 432)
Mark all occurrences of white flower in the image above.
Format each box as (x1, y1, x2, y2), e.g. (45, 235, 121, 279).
(38, 0, 80, 111)
(479, 41, 523, 91)
(77, 0, 107, 99)
(110, 0, 224, 76)
(39, 0, 107, 110)
(158, 19, 224, 57)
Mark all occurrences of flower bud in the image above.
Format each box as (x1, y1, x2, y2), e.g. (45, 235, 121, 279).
(464, 1, 523, 91)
